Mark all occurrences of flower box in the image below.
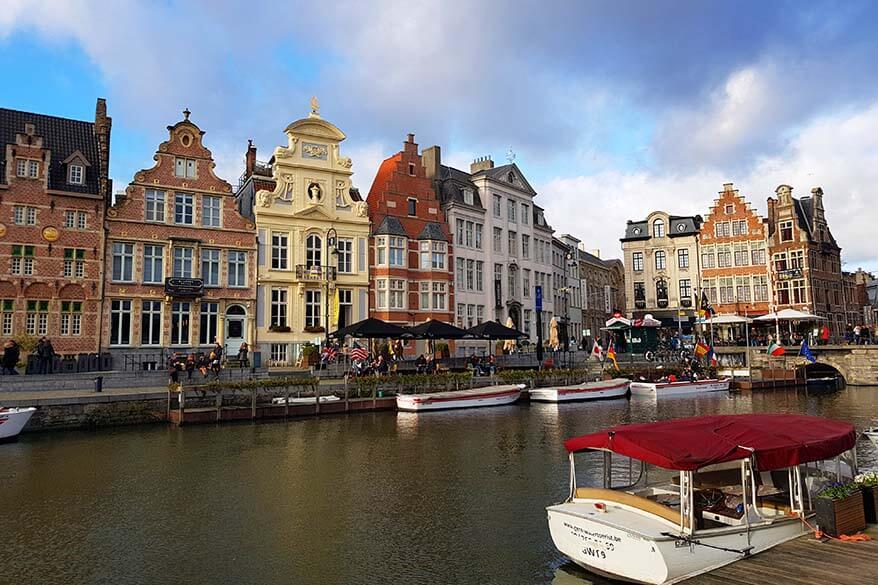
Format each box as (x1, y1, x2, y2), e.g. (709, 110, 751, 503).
(863, 485, 878, 524)
(815, 489, 866, 536)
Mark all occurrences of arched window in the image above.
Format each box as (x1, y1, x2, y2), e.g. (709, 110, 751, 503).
(306, 234, 322, 268)
(653, 219, 665, 238)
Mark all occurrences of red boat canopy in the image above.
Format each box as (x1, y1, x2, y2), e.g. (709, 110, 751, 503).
(564, 414, 856, 471)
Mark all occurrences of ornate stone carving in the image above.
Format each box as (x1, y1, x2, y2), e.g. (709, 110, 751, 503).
(335, 180, 349, 208)
(354, 201, 368, 217)
(256, 190, 273, 208)
(307, 182, 323, 202)
(302, 142, 328, 160)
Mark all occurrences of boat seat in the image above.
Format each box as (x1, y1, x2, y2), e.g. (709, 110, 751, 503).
(574, 487, 685, 526)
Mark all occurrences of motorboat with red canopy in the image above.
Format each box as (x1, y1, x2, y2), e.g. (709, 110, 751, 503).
(547, 414, 858, 585)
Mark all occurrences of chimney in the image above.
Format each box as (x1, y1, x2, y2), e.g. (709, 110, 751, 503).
(94, 97, 112, 204)
(590, 249, 601, 259)
(245, 140, 257, 178)
(423, 145, 441, 179)
(470, 155, 494, 173)
(811, 186, 825, 221)
(404, 133, 418, 155)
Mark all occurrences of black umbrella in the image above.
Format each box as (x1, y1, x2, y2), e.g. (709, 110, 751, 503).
(465, 320, 526, 340)
(329, 318, 412, 339)
(406, 320, 469, 340)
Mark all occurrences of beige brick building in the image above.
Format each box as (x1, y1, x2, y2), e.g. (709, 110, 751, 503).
(103, 110, 257, 357)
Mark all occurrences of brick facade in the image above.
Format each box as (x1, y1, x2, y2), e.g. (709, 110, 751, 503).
(366, 134, 454, 343)
(699, 183, 771, 316)
(103, 111, 257, 355)
(0, 99, 111, 353)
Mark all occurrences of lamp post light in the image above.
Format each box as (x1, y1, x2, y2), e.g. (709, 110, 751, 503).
(324, 227, 338, 348)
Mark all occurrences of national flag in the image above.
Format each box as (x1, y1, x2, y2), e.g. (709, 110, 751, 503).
(591, 340, 603, 360)
(799, 339, 817, 363)
(697, 290, 715, 319)
(706, 346, 718, 367)
(694, 342, 709, 358)
(767, 340, 786, 357)
(350, 346, 369, 361)
(606, 344, 619, 370)
(321, 345, 337, 362)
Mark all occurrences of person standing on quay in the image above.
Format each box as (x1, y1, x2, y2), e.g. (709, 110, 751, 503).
(36, 337, 55, 374)
(2, 339, 20, 375)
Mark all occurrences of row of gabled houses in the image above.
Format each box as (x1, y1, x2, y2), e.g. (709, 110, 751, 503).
(1, 99, 624, 364)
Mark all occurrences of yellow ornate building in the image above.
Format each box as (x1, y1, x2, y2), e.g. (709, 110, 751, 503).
(237, 100, 370, 365)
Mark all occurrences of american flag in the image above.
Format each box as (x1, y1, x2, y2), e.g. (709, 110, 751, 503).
(351, 347, 368, 361)
(322, 346, 337, 361)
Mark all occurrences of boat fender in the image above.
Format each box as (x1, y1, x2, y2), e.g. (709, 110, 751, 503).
(594, 503, 607, 513)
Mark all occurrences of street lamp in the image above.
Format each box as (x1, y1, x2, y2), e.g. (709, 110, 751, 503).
(324, 227, 338, 348)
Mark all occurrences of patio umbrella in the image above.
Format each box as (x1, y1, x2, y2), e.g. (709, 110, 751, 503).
(604, 316, 631, 329)
(406, 320, 468, 339)
(754, 309, 825, 321)
(703, 314, 753, 324)
(329, 317, 411, 340)
(549, 316, 560, 351)
(465, 320, 525, 339)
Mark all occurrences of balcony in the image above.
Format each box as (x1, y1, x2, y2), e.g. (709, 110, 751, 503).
(296, 265, 337, 282)
(657, 298, 669, 308)
(681, 298, 692, 307)
(635, 300, 646, 309)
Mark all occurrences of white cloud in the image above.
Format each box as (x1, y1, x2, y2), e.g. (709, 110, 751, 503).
(540, 102, 878, 272)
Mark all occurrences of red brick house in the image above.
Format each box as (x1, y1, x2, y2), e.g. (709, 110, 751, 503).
(366, 134, 454, 352)
(0, 99, 111, 353)
(103, 110, 257, 357)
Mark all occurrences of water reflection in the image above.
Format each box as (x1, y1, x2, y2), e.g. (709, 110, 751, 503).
(1, 387, 876, 584)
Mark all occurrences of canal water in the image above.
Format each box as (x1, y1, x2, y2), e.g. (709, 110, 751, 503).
(3, 387, 877, 585)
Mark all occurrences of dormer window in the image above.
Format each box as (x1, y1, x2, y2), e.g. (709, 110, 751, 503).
(463, 189, 474, 205)
(175, 157, 197, 178)
(408, 163, 415, 176)
(653, 219, 665, 238)
(724, 204, 735, 215)
(28, 160, 39, 178)
(16, 159, 27, 177)
(68, 164, 84, 185)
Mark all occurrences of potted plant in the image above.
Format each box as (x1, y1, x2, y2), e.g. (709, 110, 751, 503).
(435, 342, 450, 359)
(854, 471, 878, 523)
(268, 324, 291, 333)
(300, 344, 319, 367)
(815, 481, 866, 536)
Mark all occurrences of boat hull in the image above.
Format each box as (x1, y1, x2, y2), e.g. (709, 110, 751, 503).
(271, 395, 341, 405)
(630, 379, 730, 397)
(865, 428, 878, 449)
(530, 379, 630, 403)
(0, 407, 36, 440)
(396, 385, 523, 412)
(547, 502, 807, 585)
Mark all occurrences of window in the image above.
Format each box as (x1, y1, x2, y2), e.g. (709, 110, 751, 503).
(522, 234, 530, 259)
(389, 279, 405, 309)
(633, 282, 646, 302)
(523, 269, 531, 297)
(145, 189, 166, 222)
(493, 194, 502, 217)
(455, 258, 465, 289)
(431, 241, 446, 269)
(456, 303, 465, 328)
(789, 250, 804, 269)
(508, 199, 517, 222)
(466, 259, 475, 291)
(170, 302, 191, 345)
(779, 220, 794, 242)
(508, 231, 517, 257)
(175, 157, 197, 178)
(733, 244, 749, 267)
(773, 253, 788, 272)
(753, 275, 769, 302)
(377, 280, 388, 309)
(57, 301, 81, 336)
(24, 300, 48, 335)
(735, 276, 751, 302)
(493, 227, 502, 252)
(677, 248, 689, 269)
(173, 247, 194, 278)
(270, 344, 289, 365)
(1, 300, 13, 336)
(731, 220, 748, 236)
(461, 221, 472, 248)
(467, 304, 475, 328)
(65, 210, 75, 227)
(63, 248, 86, 279)
(751, 243, 766, 266)
(419, 282, 430, 309)
(724, 203, 735, 215)
(701, 247, 715, 269)
(110, 299, 132, 345)
(202, 195, 221, 227)
(408, 163, 416, 176)
(11, 245, 34, 275)
(199, 302, 219, 345)
(16, 159, 26, 177)
(475, 260, 483, 292)
(271, 232, 289, 270)
(112, 243, 134, 281)
(76, 211, 87, 230)
(632, 252, 644, 272)
(143, 245, 164, 283)
(174, 193, 194, 224)
(13, 206, 36, 226)
(717, 246, 732, 268)
(141, 300, 162, 346)
(653, 219, 665, 238)
(463, 189, 474, 205)
(679, 279, 691, 301)
(407, 198, 417, 216)
(474, 224, 483, 250)
(521, 204, 529, 224)
(270, 288, 287, 327)
(201, 249, 220, 286)
(389, 237, 405, 267)
(28, 160, 39, 178)
(508, 268, 517, 298)
(228, 251, 247, 287)
(523, 309, 531, 335)
(456, 220, 464, 246)
(68, 164, 84, 185)
(432, 282, 447, 310)
(476, 305, 484, 325)
(304, 290, 322, 328)
(336, 238, 353, 273)
(420, 241, 431, 269)
(719, 277, 734, 304)
(655, 250, 666, 270)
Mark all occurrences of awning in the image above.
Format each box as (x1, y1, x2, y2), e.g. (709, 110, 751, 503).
(701, 314, 753, 325)
(754, 309, 826, 321)
(564, 414, 855, 471)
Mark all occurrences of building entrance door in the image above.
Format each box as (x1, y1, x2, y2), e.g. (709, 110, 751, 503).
(225, 305, 247, 357)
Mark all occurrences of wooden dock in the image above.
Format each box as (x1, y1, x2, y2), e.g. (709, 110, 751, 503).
(689, 524, 878, 585)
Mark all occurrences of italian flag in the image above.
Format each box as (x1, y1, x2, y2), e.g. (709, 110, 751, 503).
(767, 341, 786, 357)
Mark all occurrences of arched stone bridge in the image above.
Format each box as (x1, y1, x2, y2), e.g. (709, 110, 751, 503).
(749, 345, 878, 386)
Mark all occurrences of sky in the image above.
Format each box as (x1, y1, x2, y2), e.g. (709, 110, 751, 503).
(3, 0, 878, 272)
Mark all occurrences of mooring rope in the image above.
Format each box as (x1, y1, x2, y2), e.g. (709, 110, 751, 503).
(660, 532, 754, 556)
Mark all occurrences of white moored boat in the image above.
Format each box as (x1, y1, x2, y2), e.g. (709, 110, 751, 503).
(271, 395, 341, 405)
(0, 407, 36, 441)
(547, 414, 857, 585)
(630, 378, 730, 397)
(396, 384, 524, 412)
(529, 378, 630, 403)
(865, 427, 878, 448)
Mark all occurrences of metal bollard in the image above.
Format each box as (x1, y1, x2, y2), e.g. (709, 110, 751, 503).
(94, 376, 103, 393)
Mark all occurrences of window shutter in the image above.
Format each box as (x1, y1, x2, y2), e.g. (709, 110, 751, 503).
(358, 238, 366, 272)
